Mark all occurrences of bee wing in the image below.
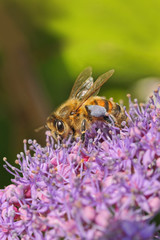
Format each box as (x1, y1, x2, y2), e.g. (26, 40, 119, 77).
(75, 69, 115, 111)
(69, 67, 93, 99)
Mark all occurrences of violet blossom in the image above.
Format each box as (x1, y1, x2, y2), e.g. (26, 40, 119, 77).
(1, 88, 160, 239)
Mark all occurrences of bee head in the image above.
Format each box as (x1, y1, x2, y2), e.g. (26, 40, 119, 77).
(46, 115, 69, 141)
(54, 119, 65, 134)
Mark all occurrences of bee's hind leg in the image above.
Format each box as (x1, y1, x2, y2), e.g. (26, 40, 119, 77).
(104, 114, 116, 126)
(81, 119, 86, 142)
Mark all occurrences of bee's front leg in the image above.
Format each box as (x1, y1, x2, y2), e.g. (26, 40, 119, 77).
(81, 119, 86, 142)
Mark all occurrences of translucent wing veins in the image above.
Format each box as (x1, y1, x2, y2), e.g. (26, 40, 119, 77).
(69, 67, 92, 99)
(75, 69, 115, 111)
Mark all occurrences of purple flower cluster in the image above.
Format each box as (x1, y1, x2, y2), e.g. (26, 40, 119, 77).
(1, 89, 160, 239)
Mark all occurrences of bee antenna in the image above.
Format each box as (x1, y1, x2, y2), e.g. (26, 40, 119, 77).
(34, 125, 45, 133)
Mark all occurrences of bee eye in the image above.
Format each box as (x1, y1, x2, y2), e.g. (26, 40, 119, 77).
(56, 120, 64, 133)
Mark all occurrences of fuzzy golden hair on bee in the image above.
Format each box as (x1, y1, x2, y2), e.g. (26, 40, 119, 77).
(36, 67, 127, 142)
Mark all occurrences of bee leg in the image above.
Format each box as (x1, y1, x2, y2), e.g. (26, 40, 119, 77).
(104, 115, 112, 123)
(81, 119, 86, 142)
(104, 114, 116, 125)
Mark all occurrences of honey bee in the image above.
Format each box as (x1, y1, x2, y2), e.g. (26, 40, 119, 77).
(40, 67, 127, 142)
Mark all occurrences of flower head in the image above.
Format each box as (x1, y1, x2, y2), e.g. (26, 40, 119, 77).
(1, 88, 160, 239)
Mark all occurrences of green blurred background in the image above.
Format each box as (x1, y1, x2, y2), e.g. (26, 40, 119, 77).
(0, 0, 160, 188)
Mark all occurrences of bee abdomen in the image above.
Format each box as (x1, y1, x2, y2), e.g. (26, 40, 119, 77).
(110, 102, 127, 126)
(112, 103, 121, 116)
